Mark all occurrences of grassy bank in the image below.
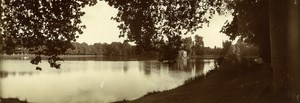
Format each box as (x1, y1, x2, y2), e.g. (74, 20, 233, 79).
(123, 60, 289, 103)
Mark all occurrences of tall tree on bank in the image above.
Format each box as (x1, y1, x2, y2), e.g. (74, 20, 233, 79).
(222, 0, 299, 99)
(269, 0, 299, 99)
(225, 0, 299, 94)
(0, 0, 97, 68)
(103, 0, 220, 61)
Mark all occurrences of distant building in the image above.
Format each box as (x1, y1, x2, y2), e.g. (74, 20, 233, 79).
(178, 50, 187, 59)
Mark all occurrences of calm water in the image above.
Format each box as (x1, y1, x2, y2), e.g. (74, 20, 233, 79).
(0, 58, 214, 103)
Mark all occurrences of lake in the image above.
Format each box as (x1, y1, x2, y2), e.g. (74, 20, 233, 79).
(0, 58, 215, 103)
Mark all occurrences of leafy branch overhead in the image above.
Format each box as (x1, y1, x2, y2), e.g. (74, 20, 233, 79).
(0, 0, 97, 68)
(1, 0, 97, 55)
(1, 0, 230, 65)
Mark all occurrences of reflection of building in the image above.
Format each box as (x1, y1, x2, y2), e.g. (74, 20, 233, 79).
(178, 50, 187, 59)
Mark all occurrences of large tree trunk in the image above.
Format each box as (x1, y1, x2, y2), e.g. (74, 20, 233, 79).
(287, 0, 300, 102)
(269, 0, 289, 92)
(269, 0, 300, 101)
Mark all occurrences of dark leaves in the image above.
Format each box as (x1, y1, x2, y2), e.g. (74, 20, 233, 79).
(0, 0, 97, 69)
(30, 55, 42, 65)
(48, 55, 63, 69)
(0, 0, 97, 56)
(104, 0, 212, 57)
(220, 0, 271, 62)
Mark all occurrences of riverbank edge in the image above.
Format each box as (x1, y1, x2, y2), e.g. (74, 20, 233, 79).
(0, 54, 219, 60)
(119, 61, 289, 103)
(0, 54, 104, 59)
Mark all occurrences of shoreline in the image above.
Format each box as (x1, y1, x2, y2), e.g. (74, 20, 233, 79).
(0, 54, 104, 59)
(122, 61, 287, 103)
(0, 54, 219, 60)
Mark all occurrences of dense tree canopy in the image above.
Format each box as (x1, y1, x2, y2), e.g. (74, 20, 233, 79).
(65, 41, 135, 56)
(181, 37, 193, 56)
(0, 0, 97, 68)
(221, 0, 270, 63)
(221, 0, 300, 95)
(193, 35, 204, 56)
(103, 0, 224, 56)
(0, 0, 97, 55)
(0, 0, 227, 62)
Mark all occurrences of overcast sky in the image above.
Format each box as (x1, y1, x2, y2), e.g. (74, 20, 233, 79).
(77, 1, 232, 48)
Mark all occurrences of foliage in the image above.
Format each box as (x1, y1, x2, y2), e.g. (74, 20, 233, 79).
(181, 35, 206, 56)
(220, 39, 260, 64)
(193, 35, 205, 56)
(236, 40, 259, 57)
(65, 41, 135, 56)
(203, 46, 221, 55)
(220, 0, 270, 62)
(103, 0, 224, 61)
(0, 0, 97, 68)
(181, 37, 193, 56)
(0, 32, 2, 51)
(0, 0, 97, 55)
(158, 35, 182, 62)
(220, 40, 231, 57)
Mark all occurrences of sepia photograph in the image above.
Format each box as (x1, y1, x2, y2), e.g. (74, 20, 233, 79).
(0, 0, 299, 103)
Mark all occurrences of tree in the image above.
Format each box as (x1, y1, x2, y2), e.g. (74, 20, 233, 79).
(0, 31, 2, 52)
(194, 35, 204, 56)
(104, 0, 218, 61)
(93, 43, 104, 55)
(221, 0, 299, 96)
(102, 43, 109, 55)
(182, 37, 193, 56)
(221, 0, 270, 63)
(269, 0, 299, 95)
(236, 40, 259, 57)
(220, 40, 231, 57)
(122, 41, 133, 56)
(0, 0, 97, 68)
(158, 35, 182, 62)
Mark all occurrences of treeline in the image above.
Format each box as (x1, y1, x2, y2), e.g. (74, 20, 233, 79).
(2, 41, 136, 56)
(181, 35, 222, 56)
(65, 41, 136, 56)
(180, 35, 260, 58)
(4, 35, 248, 58)
(2, 37, 223, 57)
(219, 39, 260, 61)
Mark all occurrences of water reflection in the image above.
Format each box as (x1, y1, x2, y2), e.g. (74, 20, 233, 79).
(0, 58, 214, 103)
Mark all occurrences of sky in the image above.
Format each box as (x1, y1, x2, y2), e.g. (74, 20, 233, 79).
(77, 1, 233, 48)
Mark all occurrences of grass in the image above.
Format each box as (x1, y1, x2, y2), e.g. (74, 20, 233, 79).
(123, 59, 290, 103)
